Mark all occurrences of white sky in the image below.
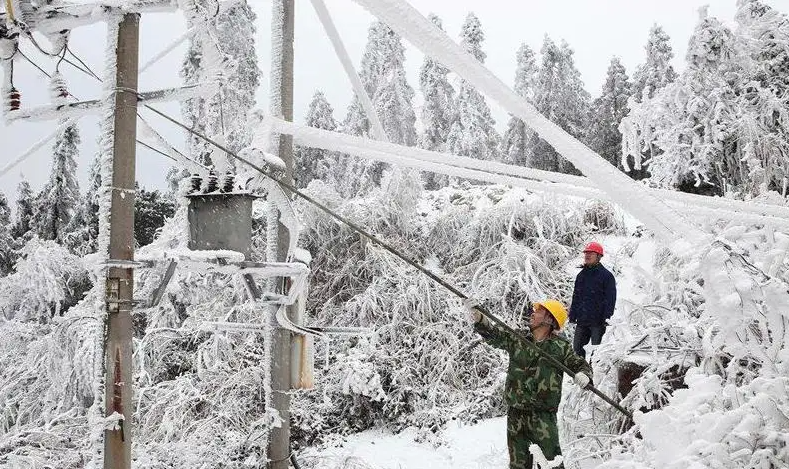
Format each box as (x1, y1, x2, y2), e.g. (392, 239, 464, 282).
(0, 0, 783, 202)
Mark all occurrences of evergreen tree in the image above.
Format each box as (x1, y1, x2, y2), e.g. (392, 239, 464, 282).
(135, 184, 176, 247)
(446, 13, 500, 162)
(620, 6, 789, 196)
(341, 21, 418, 195)
(343, 21, 389, 139)
(11, 179, 34, 242)
(181, 1, 259, 170)
(419, 14, 456, 189)
(295, 90, 339, 188)
(372, 26, 417, 147)
(588, 57, 632, 169)
(501, 43, 537, 166)
(632, 25, 678, 102)
(529, 37, 591, 173)
(32, 82, 81, 243)
(0, 191, 14, 275)
(64, 156, 100, 255)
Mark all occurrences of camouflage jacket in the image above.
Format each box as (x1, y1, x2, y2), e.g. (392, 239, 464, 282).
(475, 319, 592, 412)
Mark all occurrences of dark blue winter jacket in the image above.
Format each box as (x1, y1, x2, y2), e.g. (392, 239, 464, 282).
(569, 264, 616, 326)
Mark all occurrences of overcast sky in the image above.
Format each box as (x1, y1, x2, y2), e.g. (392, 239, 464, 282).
(0, 0, 782, 203)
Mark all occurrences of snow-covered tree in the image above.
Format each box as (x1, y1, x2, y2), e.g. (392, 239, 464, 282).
(632, 24, 678, 102)
(588, 57, 632, 169)
(181, 0, 259, 169)
(419, 15, 456, 189)
(418, 14, 456, 151)
(341, 21, 418, 194)
(373, 26, 417, 147)
(501, 43, 537, 166)
(529, 37, 591, 173)
(343, 21, 389, 140)
(295, 90, 339, 188)
(64, 156, 100, 256)
(621, 5, 789, 196)
(11, 179, 34, 243)
(0, 191, 14, 276)
(135, 185, 176, 247)
(32, 89, 81, 243)
(446, 13, 500, 162)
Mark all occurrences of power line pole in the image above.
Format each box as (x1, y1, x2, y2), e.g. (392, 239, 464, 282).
(268, 0, 295, 468)
(104, 13, 139, 469)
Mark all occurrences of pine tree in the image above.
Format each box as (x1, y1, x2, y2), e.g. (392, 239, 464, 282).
(418, 15, 456, 189)
(501, 43, 537, 166)
(588, 57, 632, 169)
(632, 25, 678, 102)
(64, 156, 100, 255)
(341, 21, 418, 195)
(10, 179, 34, 242)
(446, 13, 500, 162)
(529, 37, 591, 173)
(373, 26, 417, 147)
(295, 90, 339, 188)
(181, 1, 259, 170)
(32, 80, 81, 243)
(343, 21, 389, 139)
(0, 191, 14, 275)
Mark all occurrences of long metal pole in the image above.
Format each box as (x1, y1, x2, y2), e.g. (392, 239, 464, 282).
(268, 0, 295, 467)
(103, 13, 139, 469)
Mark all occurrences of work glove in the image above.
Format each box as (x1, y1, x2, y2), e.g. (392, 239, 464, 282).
(462, 298, 482, 323)
(573, 372, 591, 390)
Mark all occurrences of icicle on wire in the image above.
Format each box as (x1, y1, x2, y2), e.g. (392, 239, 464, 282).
(143, 103, 634, 420)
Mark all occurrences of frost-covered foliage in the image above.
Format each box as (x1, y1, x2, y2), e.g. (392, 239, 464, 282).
(341, 21, 418, 195)
(64, 156, 100, 256)
(180, 0, 259, 169)
(0, 192, 14, 276)
(621, 2, 789, 197)
(0, 237, 90, 322)
(291, 183, 624, 446)
(588, 58, 632, 170)
(529, 37, 591, 174)
(296, 90, 339, 188)
(418, 14, 456, 189)
(501, 43, 537, 167)
(134, 185, 176, 247)
(10, 179, 35, 244)
(559, 221, 789, 468)
(0, 302, 102, 467)
(32, 77, 81, 244)
(632, 25, 678, 102)
(446, 13, 500, 163)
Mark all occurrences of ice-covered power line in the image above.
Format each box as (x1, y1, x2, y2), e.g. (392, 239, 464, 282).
(264, 117, 789, 230)
(350, 0, 709, 247)
(145, 103, 634, 419)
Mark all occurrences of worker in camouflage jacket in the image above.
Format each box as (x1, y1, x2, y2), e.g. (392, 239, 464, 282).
(466, 299, 592, 469)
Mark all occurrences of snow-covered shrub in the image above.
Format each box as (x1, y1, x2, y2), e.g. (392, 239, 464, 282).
(0, 237, 91, 322)
(0, 294, 102, 467)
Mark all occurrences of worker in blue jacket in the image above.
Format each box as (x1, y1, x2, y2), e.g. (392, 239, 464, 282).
(569, 242, 616, 359)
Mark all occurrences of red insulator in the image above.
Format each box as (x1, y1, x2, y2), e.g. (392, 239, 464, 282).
(9, 87, 20, 111)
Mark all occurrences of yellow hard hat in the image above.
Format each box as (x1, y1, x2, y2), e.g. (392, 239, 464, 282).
(533, 299, 568, 329)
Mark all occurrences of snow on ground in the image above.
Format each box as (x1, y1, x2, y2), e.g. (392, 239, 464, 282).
(301, 417, 509, 469)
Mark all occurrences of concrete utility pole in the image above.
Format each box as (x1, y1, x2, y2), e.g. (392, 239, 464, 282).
(268, 0, 295, 468)
(104, 13, 139, 469)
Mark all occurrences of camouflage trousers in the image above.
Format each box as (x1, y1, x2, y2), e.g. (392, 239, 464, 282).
(507, 406, 562, 469)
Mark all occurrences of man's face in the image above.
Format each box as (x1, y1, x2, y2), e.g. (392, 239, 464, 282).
(583, 251, 599, 266)
(529, 305, 550, 329)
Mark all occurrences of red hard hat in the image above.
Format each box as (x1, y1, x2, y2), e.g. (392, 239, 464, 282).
(583, 241, 604, 256)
